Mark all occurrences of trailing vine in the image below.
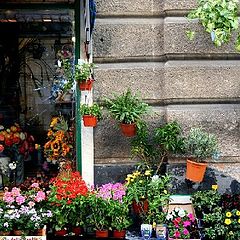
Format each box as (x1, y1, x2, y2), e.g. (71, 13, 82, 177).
(186, 0, 240, 51)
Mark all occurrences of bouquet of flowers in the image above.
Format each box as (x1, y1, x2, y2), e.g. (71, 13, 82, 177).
(0, 183, 52, 234)
(0, 123, 35, 159)
(166, 207, 198, 239)
(44, 116, 73, 164)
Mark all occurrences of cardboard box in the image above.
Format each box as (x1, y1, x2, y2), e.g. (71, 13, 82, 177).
(167, 195, 200, 240)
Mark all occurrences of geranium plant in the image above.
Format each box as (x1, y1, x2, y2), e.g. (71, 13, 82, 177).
(166, 207, 199, 239)
(44, 116, 73, 164)
(48, 167, 88, 232)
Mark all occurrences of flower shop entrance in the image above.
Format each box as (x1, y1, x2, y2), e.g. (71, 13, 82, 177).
(0, 1, 91, 188)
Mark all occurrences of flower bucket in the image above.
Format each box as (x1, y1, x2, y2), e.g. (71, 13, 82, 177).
(83, 115, 97, 127)
(141, 224, 152, 239)
(186, 159, 208, 182)
(120, 123, 136, 137)
(79, 79, 94, 91)
(113, 230, 126, 239)
(96, 229, 109, 238)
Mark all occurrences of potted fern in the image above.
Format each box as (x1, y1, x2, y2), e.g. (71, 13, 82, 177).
(184, 127, 220, 182)
(75, 62, 95, 91)
(80, 103, 102, 127)
(104, 89, 149, 137)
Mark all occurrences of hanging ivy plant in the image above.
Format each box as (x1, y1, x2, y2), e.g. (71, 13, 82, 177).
(186, 0, 240, 51)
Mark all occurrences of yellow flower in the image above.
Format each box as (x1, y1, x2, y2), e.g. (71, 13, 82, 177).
(236, 210, 240, 216)
(139, 180, 143, 184)
(224, 219, 231, 225)
(164, 190, 168, 194)
(211, 185, 218, 190)
(131, 179, 134, 182)
(229, 231, 233, 235)
(226, 212, 232, 218)
(50, 117, 59, 127)
(125, 177, 131, 182)
(152, 222, 156, 228)
(127, 174, 132, 178)
(133, 171, 141, 176)
(144, 170, 151, 176)
(238, 219, 240, 224)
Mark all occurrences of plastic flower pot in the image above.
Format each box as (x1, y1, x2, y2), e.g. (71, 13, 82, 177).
(95, 229, 109, 238)
(186, 159, 208, 182)
(79, 79, 94, 91)
(120, 123, 136, 137)
(113, 230, 126, 239)
(82, 115, 97, 127)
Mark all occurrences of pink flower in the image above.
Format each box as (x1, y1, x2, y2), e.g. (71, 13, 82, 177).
(11, 187, 21, 197)
(174, 230, 181, 238)
(31, 183, 39, 188)
(183, 228, 189, 235)
(3, 196, 14, 204)
(188, 213, 195, 222)
(16, 195, 25, 205)
(183, 220, 191, 227)
(35, 191, 46, 202)
(28, 201, 35, 208)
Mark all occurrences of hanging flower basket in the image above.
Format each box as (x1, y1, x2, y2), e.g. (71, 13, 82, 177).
(79, 79, 94, 91)
(83, 115, 97, 127)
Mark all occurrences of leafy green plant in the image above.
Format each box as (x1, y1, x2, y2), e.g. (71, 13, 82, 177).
(184, 127, 220, 163)
(104, 89, 149, 124)
(75, 62, 95, 83)
(186, 0, 240, 50)
(154, 121, 185, 172)
(80, 103, 103, 120)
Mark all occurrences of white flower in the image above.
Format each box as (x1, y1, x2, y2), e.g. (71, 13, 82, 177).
(178, 209, 186, 217)
(9, 162, 16, 170)
(166, 213, 173, 220)
(151, 175, 159, 182)
(0, 125, 4, 130)
(174, 207, 181, 212)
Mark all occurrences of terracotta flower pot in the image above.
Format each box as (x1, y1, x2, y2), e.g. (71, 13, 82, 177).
(55, 229, 67, 236)
(83, 115, 97, 127)
(79, 79, 94, 91)
(132, 199, 149, 214)
(0, 231, 11, 236)
(13, 229, 28, 236)
(186, 159, 208, 182)
(113, 229, 126, 239)
(95, 229, 109, 238)
(72, 226, 82, 236)
(120, 123, 136, 137)
(34, 228, 46, 236)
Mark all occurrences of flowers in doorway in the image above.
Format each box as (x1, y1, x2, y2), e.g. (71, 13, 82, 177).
(44, 116, 73, 164)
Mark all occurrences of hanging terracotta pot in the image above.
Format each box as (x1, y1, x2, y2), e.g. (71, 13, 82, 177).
(132, 199, 149, 214)
(83, 115, 97, 127)
(120, 123, 136, 137)
(55, 229, 67, 236)
(186, 159, 208, 182)
(95, 229, 109, 238)
(79, 79, 94, 91)
(113, 229, 126, 239)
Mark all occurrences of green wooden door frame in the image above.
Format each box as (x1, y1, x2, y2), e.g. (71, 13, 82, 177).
(0, 0, 83, 173)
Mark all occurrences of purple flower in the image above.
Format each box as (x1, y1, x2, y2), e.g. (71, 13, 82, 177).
(183, 220, 191, 227)
(16, 196, 25, 205)
(3, 222, 9, 228)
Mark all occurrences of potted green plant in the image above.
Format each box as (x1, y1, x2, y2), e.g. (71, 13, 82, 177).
(80, 103, 102, 127)
(105, 89, 149, 137)
(186, 0, 240, 51)
(184, 127, 220, 182)
(75, 62, 95, 91)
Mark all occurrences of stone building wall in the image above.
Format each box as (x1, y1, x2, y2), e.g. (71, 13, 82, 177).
(92, 0, 240, 192)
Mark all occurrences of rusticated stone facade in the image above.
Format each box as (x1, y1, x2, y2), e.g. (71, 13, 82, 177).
(93, 0, 240, 192)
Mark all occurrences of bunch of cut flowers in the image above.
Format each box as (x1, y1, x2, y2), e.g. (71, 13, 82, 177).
(44, 116, 73, 164)
(0, 183, 52, 235)
(166, 207, 198, 239)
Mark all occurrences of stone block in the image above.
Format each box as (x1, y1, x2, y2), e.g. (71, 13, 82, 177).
(93, 62, 164, 100)
(93, 18, 164, 59)
(164, 0, 197, 12)
(164, 17, 238, 55)
(164, 60, 240, 100)
(166, 104, 240, 159)
(96, 0, 164, 16)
